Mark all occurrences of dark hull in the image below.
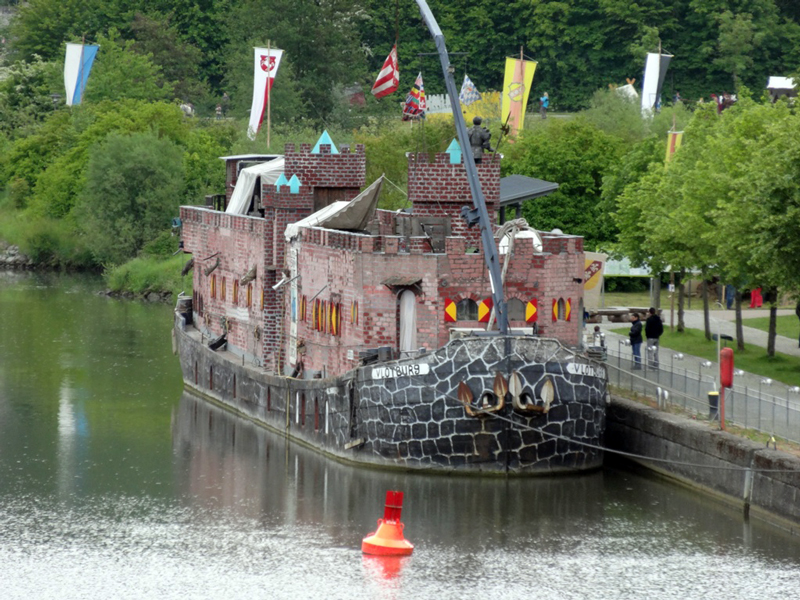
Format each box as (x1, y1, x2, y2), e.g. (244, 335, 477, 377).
(174, 315, 608, 474)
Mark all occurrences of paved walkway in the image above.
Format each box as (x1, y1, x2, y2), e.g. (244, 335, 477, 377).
(597, 308, 800, 358)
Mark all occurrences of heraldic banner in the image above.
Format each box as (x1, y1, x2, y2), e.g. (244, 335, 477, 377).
(248, 47, 284, 140)
(583, 251, 607, 309)
(501, 58, 536, 136)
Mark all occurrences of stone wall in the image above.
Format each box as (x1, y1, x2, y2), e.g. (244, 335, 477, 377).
(606, 396, 800, 531)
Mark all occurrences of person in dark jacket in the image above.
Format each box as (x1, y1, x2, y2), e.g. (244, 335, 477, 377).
(645, 307, 664, 369)
(795, 300, 800, 348)
(629, 313, 643, 369)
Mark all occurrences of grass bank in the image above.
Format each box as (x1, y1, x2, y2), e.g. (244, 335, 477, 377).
(105, 254, 192, 301)
(741, 314, 800, 341)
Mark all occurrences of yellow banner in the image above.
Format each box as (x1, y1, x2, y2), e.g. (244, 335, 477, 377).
(502, 58, 536, 135)
(665, 131, 684, 163)
(584, 251, 607, 309)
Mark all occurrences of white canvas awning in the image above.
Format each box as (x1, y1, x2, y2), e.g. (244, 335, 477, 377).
(767, 76, 795, 90)
(284, 176, 383, 240)
(225, 157, 285, 215)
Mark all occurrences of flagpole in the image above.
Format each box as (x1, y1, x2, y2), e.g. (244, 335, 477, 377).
(267, 40, 271, 150)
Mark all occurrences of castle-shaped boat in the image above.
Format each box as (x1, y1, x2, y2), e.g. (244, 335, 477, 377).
(173, 131, 608, 474)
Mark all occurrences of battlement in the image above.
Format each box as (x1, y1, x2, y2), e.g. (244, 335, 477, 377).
(281, 142, 366, 189)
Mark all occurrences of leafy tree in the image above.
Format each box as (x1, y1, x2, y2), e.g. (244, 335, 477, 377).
(76, 130, 184, 265)
(130, 13, 208, 104)
(0, 56, 63, 139)
(84, 30, 174, 103)
(502, 118, 624, 248)
(20, 100, 188, 219)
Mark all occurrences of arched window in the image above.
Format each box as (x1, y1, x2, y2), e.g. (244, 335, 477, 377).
(221, 277, 227, 302)
(233, 280, 239, 304)
(456, 298, 478, 321)
(507, 298, 526, 321)
(557, 298, 566, 321)
(210, 275, 216, 299)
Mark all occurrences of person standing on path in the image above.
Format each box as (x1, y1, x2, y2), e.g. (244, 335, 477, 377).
(629, 313, 643, 370)
(540, 92, 549, 119)
(645, 307, 664, 369)
(796, 300, 800, 348)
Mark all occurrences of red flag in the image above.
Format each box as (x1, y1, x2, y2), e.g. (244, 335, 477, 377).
(371, 45, 399, 99)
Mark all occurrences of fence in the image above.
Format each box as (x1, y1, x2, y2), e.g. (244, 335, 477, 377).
(603, 344, 800, 445)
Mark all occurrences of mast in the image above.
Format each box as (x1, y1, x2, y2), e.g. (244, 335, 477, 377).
(414, 0, 509, 334)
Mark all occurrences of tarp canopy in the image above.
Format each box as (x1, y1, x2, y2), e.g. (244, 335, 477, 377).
(284, 176, 384, 240)
(767, 76, 795, 90)
(225, 157, 285, 215)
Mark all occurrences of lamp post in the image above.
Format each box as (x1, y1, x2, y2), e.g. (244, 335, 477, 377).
(759, 378, 772, 431)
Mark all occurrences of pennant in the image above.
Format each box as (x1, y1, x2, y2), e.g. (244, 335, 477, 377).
(665, 131, 684, 163)
(371, 44, 399, 99)
(478, 297, 493, 323)
(525, 299, 538, 323)
(459, 74, 482, 106)
(502, 57, 537, 136)
(402, 72, 426, 121)
(248, 47, 284, 140)
(444, 298, 457, 323)
(64, 43, 99, 106)
(552, 298, 558, 322)
(565, 298, 572, 322)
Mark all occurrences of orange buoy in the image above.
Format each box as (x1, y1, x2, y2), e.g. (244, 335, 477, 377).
(361, 490, 414, 556)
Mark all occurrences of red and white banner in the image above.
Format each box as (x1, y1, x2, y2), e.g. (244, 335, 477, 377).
(248, 46, 284, 140)
(371, 45, 399, 99)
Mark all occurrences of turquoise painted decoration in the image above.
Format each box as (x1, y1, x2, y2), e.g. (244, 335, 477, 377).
(311, 130, 339, 154)
(275, 173, 289, 189)
(446, 138, 461, 164)
(288, 174, 302, 193)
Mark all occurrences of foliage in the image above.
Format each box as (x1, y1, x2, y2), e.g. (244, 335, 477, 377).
(0, 56, 63, 138)
(84, 30, 173, 103)
(502, 118, 624, 248)
(129, 12, 208, 103)
(104, 253, 189, 299)
(15, 100, 189, 219)
(76, 130, 185, 266)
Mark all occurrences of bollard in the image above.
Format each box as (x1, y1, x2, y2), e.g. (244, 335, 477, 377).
(707, 391, 719, 420)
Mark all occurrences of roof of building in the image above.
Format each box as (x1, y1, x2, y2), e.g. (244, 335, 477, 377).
(499, 175, 559, 207)
(218, 154, 282, 161)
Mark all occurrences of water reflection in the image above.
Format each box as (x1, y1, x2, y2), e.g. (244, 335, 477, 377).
(2, 272, 800, 599)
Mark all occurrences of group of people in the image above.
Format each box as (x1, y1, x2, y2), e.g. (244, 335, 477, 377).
(629, 308, 664, 370)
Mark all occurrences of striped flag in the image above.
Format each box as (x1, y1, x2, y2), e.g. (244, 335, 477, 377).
(459, 74, 482, 106)
(248, 47, 284, 140)
(665, 130, 684, 163)
(402, 72, 426, 120)
(371, 45, 399, 99)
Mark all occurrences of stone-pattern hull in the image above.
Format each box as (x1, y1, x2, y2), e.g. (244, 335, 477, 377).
(175, 316, 608, 474)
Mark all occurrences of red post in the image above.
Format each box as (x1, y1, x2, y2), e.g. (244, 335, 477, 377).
(720, 347, 734, 431)
(383, 490, 404, 522)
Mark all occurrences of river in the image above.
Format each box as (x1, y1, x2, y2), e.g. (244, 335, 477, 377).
(1, 271, 800, 599)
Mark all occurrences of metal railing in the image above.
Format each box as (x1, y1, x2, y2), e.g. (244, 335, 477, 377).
(604, 345, 800, 445)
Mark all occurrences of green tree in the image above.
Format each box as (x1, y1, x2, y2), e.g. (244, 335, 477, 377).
(84, 30, 174, 103)
(0, 56, 63, 139)
(502, 118, 624, 248)
(76, 131, 184, 265)
(130, 13, 208, 104)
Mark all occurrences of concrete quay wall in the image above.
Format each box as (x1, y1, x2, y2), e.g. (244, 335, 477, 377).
(606, 396, 800, 533)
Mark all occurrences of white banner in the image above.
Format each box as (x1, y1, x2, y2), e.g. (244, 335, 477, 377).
(248, 47, 284, 140)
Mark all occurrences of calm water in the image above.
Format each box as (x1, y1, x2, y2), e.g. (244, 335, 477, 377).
(2, 271, 800, 599)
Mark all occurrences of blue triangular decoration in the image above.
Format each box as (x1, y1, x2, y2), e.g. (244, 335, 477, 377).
(288, 174, 302, 193)
(312, 130, 339, 154)
(446, 139, 462, 164)
(275, 173, 289, 189)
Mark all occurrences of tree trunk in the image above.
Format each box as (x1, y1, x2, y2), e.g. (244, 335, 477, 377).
(652, 276, 661, 309)
(767, 287, 778, 357)
(735, 290, 745, 351)
(677, 269, 686, 333)
(702, 280, 711, 341)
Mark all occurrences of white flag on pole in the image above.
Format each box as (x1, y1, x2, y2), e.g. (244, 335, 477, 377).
(248, 47, 284, 140)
